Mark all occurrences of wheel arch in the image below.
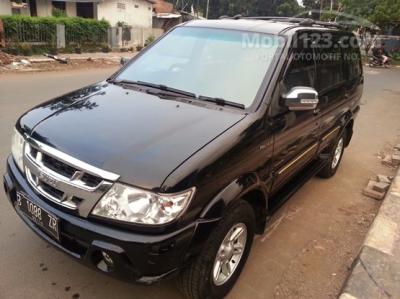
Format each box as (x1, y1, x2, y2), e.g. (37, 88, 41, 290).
(199, 174, 269, 234)
(344, 118, 354, 147)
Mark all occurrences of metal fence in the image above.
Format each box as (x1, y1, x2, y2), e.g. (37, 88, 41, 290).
(2, 21, 164, 50)
(109, 27, 164, 48)
(65, 26, 108, 46)
(4, 22, 56, 45)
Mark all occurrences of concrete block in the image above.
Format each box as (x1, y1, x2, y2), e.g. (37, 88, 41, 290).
(392, 154, 400, 166)
(363, 188, 385, 200)
(363, 181, 386, 200)
(382, 155, 393, 167)
(377, 174, 392, 184)
(372, 182, 390, 193)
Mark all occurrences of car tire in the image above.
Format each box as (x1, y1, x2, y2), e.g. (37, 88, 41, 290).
(317, 130, 347, 179)
(177, 200, 255, 299)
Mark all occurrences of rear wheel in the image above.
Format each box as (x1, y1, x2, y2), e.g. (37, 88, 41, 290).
(177, 200, 255, 299)
(317, 130, 346, 178)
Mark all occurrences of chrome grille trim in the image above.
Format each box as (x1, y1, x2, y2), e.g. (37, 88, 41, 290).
(23, 138, 119, 217)
(26, 137, 119, 181)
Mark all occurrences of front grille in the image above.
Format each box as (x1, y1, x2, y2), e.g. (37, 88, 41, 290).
(41, 181, 64, 199)
(24, 138, 119, 217)
(81, 173, 103, 188)
(42, 153, 76, 178)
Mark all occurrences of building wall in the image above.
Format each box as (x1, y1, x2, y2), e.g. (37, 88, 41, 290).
(66, 2, 77, 17)
(33, 1, 76, 17)
(0, 1, 30, 16)
(1, 0, 152, 29)
(0, 1, 12, 15)
(97, 0, 153, 28)
(36, 0, 52, 17)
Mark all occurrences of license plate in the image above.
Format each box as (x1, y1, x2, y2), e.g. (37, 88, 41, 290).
(16, 191, 60, 241)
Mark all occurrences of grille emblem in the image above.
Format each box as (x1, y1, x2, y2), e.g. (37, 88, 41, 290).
(38, 171, 58, 188)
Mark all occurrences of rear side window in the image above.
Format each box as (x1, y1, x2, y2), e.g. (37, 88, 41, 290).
(314, 37, 344, 92)
(341, 35, 362, 80)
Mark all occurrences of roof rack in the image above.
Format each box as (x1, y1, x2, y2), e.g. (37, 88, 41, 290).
(219, 15, 349, 30)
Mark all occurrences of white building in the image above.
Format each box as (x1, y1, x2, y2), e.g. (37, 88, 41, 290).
(0, 0, 154, 28)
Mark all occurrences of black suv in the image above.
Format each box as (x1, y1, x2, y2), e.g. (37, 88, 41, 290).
(3, 17, 363, 299)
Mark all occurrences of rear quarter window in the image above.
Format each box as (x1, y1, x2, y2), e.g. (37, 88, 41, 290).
(340, 34, 362, 80)
(314, 36, 345, 92)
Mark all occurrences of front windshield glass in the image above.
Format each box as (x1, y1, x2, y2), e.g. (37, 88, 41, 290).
(117, 26, 284, 108)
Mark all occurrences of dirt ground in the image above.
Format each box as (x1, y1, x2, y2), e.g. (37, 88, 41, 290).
(0, 67, 399, 299)
(0, 59, 120, 73)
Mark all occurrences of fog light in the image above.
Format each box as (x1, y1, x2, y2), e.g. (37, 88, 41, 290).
(101, 251, 114, 267)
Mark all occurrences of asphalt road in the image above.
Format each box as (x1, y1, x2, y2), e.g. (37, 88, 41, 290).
(0, 67, 399, 299)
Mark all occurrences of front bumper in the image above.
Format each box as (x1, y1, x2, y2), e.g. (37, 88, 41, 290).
(3, 155, 216, 284)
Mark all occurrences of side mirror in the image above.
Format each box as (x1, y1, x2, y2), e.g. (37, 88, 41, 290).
(120, 57, 130, 66)
(282, 87, 319, 111)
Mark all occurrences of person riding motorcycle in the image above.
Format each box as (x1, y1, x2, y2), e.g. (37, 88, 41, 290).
(372, 42, 390, 67)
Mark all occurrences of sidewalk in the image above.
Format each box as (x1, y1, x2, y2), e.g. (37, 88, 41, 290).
(0, 51, 137, 73)
(339, 169, 400, 299)
(27, 51, 137, 63)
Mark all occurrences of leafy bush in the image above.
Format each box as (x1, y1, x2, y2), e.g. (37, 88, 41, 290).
(392, 51, 400, 60)
(52, 8, 66, 18)
(18, 42, 33, 56)
(0, 15, 110, 47)
(100, 42, 111, 53)
(1, 15, 57, 44)
(144, 35, 155, 47)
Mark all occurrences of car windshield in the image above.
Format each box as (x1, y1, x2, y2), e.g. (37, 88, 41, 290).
(116, 26, 284, 108)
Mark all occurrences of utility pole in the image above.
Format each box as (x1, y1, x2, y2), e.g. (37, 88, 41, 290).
(320, 0, 324, 20)
(206, 0, 210, 19)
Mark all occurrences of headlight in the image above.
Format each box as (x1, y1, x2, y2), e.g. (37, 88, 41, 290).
(91, 184, 195, 225)
(11, 128, 25, 172)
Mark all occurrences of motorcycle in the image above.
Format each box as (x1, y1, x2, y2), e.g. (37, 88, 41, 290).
(368, 56, 390, 68)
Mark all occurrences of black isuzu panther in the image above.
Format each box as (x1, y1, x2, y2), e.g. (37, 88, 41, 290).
(3, 17, 362, 299)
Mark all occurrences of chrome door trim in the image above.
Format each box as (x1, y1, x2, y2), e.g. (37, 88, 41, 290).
(277, 143, 318, 175)
(322, 126, 340, 142)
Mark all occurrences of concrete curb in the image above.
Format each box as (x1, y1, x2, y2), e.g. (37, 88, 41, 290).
(339, 170, 400, 299)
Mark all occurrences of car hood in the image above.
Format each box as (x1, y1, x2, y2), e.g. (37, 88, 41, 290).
(19, 82, 246, 190)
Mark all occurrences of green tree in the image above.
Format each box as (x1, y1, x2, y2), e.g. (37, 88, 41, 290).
(339, 0, 378, 20)
(339, 0, 400, 27)
(371, 0, 400, 24)
(302, 0, 321, 9)
(276, 0, 302, 16)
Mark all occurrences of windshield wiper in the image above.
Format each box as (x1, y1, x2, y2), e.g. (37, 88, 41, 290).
(110, 79, 245, 109)
(111, 79, 196, 98)
(198, 95, 245, 110)
(137, 81, 196, 98)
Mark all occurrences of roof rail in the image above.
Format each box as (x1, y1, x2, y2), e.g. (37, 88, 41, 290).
(219, 15, 349, 30)
(219, 14, 242, 20)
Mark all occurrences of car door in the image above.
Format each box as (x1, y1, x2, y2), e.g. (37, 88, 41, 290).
(314, 33, 348, 152)
(269, 34, 320, 194)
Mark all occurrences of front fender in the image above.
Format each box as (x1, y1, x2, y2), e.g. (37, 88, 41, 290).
(199, 173, 268, 220)
(183, 173, 269, 261)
